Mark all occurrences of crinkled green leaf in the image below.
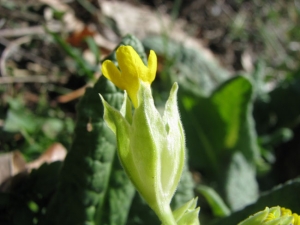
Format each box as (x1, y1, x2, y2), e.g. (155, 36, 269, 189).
(44, 35, 146, 225)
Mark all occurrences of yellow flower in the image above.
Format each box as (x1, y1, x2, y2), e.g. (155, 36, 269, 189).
(101, 45, 157, 108)
(239, 206, 300, 225)
(280, 207, 300, 225)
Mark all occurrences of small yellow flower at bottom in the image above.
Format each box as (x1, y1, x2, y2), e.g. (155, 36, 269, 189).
(280, 208, 300, 225)
(238, 206, 300, 225)
(101, 45, 157, 108)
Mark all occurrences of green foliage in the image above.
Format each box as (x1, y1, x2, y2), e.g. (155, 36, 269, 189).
(197, 185, 230, 217)
(2, 96, 74, 161)
(180, 76, 257, 170)
(50, 32, 97, 81)
(178, 76, 259, 211)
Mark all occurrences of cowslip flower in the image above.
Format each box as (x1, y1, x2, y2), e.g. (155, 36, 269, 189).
(100, 45, 188, 225)
(101, 45, 157, 108)
(238, 206, 300, 225)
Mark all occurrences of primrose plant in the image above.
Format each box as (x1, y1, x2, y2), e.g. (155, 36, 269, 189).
(99, 45, 300, 225)
(100, 45, 200, 225)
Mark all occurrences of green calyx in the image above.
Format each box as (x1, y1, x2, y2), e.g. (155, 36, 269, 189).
(100, 82, 185, 225)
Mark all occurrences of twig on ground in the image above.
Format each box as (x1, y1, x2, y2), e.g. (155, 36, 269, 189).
(0, 36, 31, 77)
(0, 75, 59, 84)
(0, 26, 45, 38)
(0, 37, 55, 70)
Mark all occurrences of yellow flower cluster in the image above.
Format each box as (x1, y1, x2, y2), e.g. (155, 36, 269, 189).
(280, 208, 300, 225)
(263, 207, 300, 225)
(239, 206, 300, 225)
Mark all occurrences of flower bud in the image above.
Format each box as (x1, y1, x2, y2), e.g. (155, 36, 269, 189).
(100, 82, 185, 224)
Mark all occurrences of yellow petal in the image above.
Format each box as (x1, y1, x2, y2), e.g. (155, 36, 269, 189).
(102, 60, 125, 90)
(101, 45, 157, 108)
(125, 79, 139, 108)
(293, 213, 300, 225)
(116, 46, 144, 81)
(140, 50, 157, 84)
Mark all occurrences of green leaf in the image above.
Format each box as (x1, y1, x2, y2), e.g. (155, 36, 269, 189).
(98, 153, 136, 225)
(180, 76, 259, 210)
(197, 185, 230, 217)
(43, 35, 148, 225)
(44, 76, 134, 225)
(86, 36, 101, 64)
(210, 178, 300, 225)
(4, 108, 39, 133)
(181, 76, 257, 173)
(223, 152, 258, 211)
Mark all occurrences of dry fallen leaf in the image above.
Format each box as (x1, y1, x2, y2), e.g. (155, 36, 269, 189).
(0, 143, 67, 191)
(0, 151, 27, 186)
(27, 143, 67, 170)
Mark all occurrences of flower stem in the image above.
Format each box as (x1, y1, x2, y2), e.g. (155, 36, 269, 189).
(157, 205, 177, 225)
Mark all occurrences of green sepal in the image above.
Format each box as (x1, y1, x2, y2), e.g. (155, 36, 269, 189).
(177, 209, 200, 225)
(100, 94, 130, 135)
(238, 208, 269, 225)
(172, 198, 200, 225)
(162, 82, 185, 201)
(131, 82, 169, 209)
(172, 198, 198, 221)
